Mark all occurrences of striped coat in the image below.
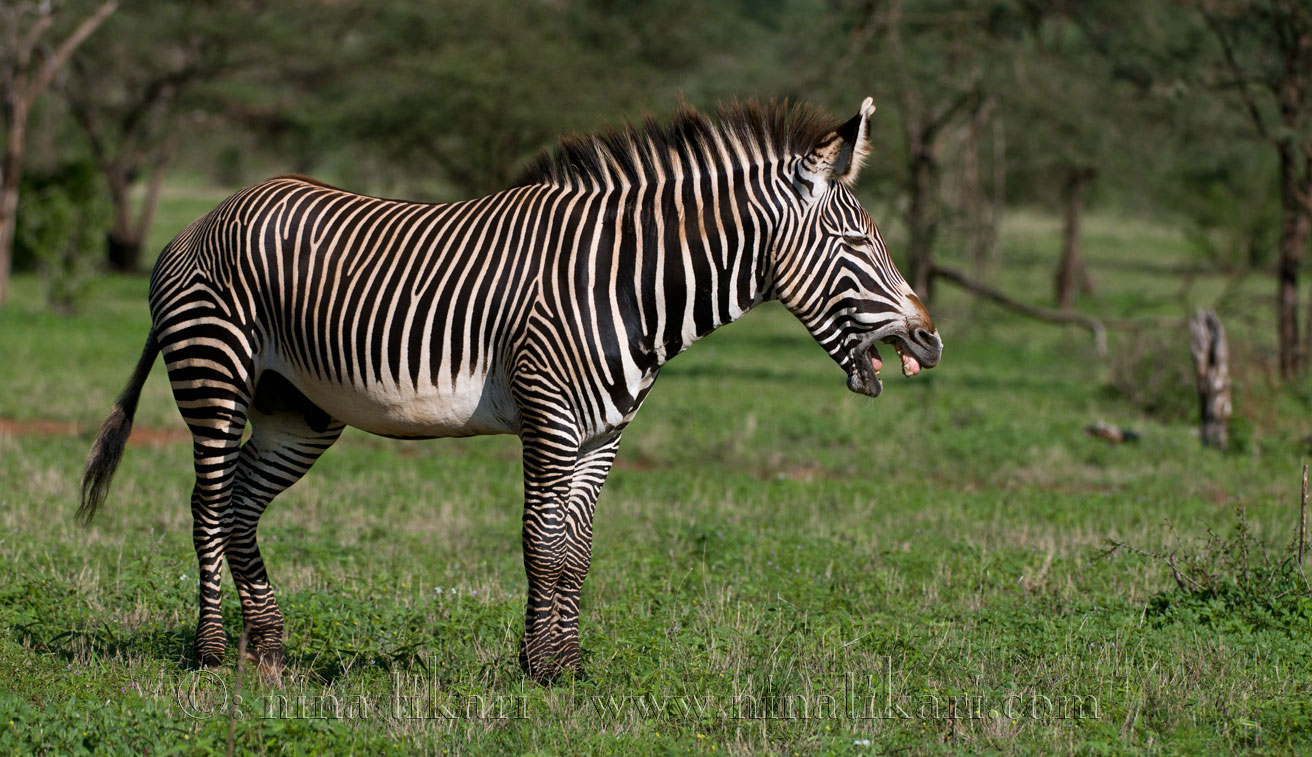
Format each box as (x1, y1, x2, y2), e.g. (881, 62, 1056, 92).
(81, 98, 941, 682)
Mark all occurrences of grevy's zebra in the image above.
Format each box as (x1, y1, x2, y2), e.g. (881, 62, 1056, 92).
(80, 98, 942, 682)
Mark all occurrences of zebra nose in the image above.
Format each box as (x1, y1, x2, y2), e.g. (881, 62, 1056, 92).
(913, 328, 942, 366)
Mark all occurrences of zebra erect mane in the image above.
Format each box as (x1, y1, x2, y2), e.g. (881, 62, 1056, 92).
(514, 99, 839, 190)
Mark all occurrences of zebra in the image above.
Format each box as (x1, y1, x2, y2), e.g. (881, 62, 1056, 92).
(79, 97, 942, 683)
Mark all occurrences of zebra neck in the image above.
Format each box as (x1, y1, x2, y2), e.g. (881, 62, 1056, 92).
(633, 181, 780, 368)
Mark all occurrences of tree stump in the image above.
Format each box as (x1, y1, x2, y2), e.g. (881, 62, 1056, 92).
(1189, 308, 1231, 450)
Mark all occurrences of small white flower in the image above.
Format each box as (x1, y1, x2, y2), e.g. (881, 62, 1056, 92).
(180, 574, 188, 581)
(853, 739, 871, 747)
(434, 587, 443, 594)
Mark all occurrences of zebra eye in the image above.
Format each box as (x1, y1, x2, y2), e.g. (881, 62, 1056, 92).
(841, 234, 869, 247)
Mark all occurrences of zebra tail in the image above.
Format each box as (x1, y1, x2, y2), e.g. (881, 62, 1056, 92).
(78, 329, 160, 525)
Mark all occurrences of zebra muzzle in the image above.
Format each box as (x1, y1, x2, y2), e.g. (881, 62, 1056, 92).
(848, 331, 933, 397)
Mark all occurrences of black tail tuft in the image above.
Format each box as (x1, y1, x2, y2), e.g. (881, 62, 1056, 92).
(79, 330, 160, 525)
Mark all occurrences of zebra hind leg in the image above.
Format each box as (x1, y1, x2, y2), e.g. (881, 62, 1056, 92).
(182, 401, 249, 668)
(229, 371, 344, 672)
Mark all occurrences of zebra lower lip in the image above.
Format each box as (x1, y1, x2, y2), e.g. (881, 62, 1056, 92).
(848, 342, 884, 397)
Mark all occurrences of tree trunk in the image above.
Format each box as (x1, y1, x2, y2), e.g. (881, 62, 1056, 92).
(1189, 307, 1232, 450)
(1055, 167, 1095, 311)
(906, 147, 939, 301)
(0, 98, 30, 305)
(104, 171, 138, 271)
(960, 99, 998, 278)
(1304, 277, 1312, 373)
(106, 230, 142, 272)
(989, 111, 1006, 271)
(1276, 146, 1311, 380)
(134, 156, 168, 260)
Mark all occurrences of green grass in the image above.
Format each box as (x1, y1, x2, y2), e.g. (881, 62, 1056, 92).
(2, 189, 1312, 754)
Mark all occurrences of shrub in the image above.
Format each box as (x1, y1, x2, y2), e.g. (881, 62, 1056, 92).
(1101, 499, 1312, 637)
(15, 160, 111, 314)
(1107, 326, 1196, 422)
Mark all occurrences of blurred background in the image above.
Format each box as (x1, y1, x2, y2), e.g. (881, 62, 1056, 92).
(2, 0, 1311, 429)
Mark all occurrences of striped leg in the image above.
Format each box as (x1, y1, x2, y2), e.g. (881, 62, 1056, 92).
(549, 434, 621, 672)
(518, 413, 621, 683)
(518, 414, 578, 683)
(228, 406, 343, 669)
(159, 305, 258, 667)
(184, 404, 249, 667)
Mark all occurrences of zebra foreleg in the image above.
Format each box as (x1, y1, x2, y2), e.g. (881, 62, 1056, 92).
(518, 425, 621, 683)
(228, 404, 344, 671)
(549, 434, 621, 672)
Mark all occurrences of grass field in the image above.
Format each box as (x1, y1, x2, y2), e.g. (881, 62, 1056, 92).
(2, 183, 1312, 754)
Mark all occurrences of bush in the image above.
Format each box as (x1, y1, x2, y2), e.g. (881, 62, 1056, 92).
(1107, 326, 1196, 421)
(15, 160, 111, 314)
(1102, 503, 1312, 637)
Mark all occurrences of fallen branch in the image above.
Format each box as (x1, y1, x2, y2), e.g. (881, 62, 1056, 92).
(931, 265, 1108, 354)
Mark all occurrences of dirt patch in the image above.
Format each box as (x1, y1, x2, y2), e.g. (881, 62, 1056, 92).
(0, 418, 189, 447)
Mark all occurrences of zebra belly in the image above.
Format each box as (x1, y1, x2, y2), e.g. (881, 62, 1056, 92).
(273, 365, 519, 438)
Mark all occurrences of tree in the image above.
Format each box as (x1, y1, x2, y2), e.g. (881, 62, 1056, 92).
(273, 0, 780, 200)
(1004, 8, 1117, 310)
(1053, 167, 1096, 309)
(882, 0, 989, 300)
(800, 0, 1018, 301)
(1190, 0, 1312, 379)
(984, 1, 1177, 312)
(948, 95, 1005, 278)
(62, 2, 237, 271)
(0, 0, 116, 304)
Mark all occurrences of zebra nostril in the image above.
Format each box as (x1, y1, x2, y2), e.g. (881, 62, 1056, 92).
(914, 328, 935, 347)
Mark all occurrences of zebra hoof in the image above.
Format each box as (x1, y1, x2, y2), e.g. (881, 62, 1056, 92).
(242, 643, 284, 663)
(196, 648, 225, 668)
(520, 654, 583, 685)
(525, 664, 565, 686)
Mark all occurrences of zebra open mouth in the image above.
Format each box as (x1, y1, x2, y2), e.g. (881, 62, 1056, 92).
(886, 335, 922, 377)
(848, 334, 923, 398)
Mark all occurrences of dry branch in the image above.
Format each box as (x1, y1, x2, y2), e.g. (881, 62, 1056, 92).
(931, 264, 1108, 354)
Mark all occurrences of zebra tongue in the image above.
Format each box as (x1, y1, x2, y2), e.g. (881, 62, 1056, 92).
(870, 352, 882, 375)
(901, 352, 921, 377)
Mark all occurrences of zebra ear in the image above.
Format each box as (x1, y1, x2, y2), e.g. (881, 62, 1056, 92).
(796, 97, 875, 201)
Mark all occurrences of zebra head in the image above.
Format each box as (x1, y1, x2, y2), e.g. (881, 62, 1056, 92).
(775, 97, 942, 398)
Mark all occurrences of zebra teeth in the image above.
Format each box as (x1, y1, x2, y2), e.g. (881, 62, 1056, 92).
(884, 335, 922, 378)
